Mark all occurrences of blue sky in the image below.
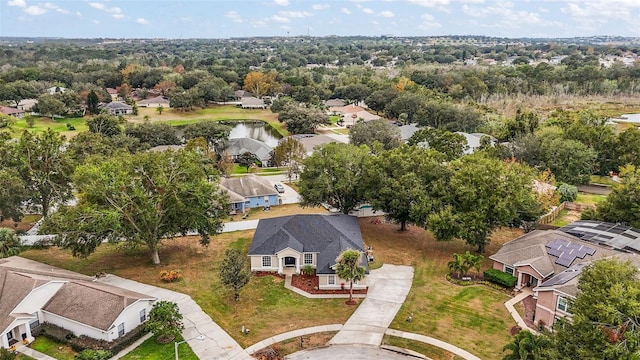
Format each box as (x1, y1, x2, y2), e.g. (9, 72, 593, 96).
(1, 0, 639, 39)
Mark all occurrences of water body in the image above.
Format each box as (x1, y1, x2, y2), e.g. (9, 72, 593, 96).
(227, 121, 281, 147)
(612, 113, 640, 123)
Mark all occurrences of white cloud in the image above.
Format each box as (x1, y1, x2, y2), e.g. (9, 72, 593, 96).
(408, 0, 450, 7)
(42, 2, 56, 9)
(7, 0, 26, 7)
(225, 11, 242, 23)
(89, 2, 124, 19)
(380, 10, 395, 17)
(271, 15, 289, 23)
(273, 0, 289, 5)
(57, 8, 70, 14)
(136, 17, 149, 25)
(279, 10, 312, 18)
(24, 5, 46, 15)
(341, 7, 351, 14)
(312, 4, 330, 10)
(362, 8, 374, 14)
(75, 11, 81, 17)
(418, 13, 442, 29)
(92, 19, 100, 24)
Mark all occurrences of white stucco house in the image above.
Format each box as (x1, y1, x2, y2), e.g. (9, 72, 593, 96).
(248, 214, 369, 290)
(0, 257, 155, 349)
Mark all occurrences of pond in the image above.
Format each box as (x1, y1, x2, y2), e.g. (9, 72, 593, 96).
(611, 113, 640, 124)
(226, 121, 281, 147)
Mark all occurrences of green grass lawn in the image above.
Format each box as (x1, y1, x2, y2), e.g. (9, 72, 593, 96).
(589, 175, 618, 187)
(550, 209, 571, 227)
(121, 335, 198, 360)
(575, 192, 607, 205)
(382, 335, 463, 360)
(9, 116, 87, 137)
(29, 336, 76, 360)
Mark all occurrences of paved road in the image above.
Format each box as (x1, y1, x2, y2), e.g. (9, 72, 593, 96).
(329, 264, 414, 346)
(97, 275, 251, 360)
(286, 344, 416, 360)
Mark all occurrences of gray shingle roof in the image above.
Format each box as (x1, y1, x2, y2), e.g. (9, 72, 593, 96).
(248, 214, 368, 274)
(225, 138, 273, 162)
(220, 174, 277, 198)
(103, 101, 132, 110)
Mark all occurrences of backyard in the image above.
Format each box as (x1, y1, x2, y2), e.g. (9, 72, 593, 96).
(18, 212, 522, 360)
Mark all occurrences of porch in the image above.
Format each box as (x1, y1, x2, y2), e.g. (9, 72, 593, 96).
(3, 320, 36, 350)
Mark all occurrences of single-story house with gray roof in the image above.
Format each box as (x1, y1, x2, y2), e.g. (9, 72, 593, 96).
(100, 101, 133, 116)
(220, 174, 279, 212)
(225, 137, 273, 166)
(137, 96, 170, 108)
(0, 256, 155, 349)
(240, 96, 266, 109)
(248, 214, 368, 290)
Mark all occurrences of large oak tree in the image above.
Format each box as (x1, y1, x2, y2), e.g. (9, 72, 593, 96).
(42, 150, 229, 265)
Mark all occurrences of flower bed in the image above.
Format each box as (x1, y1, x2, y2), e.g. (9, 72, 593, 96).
(291, 274, 367, 295)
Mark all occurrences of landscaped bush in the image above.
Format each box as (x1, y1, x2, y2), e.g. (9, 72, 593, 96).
(557, 183, 578, 203)
(74, 349, 112, 360)
(159, 269, 182, 282)
(301, 264, 315, 276)
(33, 322, 147, 355)
(483, 268, 517, 288)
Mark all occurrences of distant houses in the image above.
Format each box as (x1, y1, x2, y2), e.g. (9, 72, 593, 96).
(100, 101, 133, 116)
(240, 97, 266, 109)
(225, 137, 273, 165)
(137, 96, 169, 108)
(0, 106, 25, 119)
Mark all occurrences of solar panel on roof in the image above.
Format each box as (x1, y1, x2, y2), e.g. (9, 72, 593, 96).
(547, 239, 596, 267)
(556, 256, 574, 267)
(621, 233, 636, 239)
(595, 224, 612, 231)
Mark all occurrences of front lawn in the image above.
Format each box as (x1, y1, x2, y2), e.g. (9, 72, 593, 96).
(29, 336, 77, 360)
(121, 335, 198, 360)
(361, 219, 522, 360)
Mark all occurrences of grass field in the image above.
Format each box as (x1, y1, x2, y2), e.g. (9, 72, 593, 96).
(575, 192, 607, 205)
(29, 336, 76, 360)
(19, 210, 522, 360)
(121, 335, 198, 360)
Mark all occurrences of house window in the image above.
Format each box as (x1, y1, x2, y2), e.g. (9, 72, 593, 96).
(557, 296, 571, 313)
(117, 323, 125, 337)
(328, 275, 336, 285)
(7, 331, 13, 341)
(139, 309, 146, 323)
(304, 253, 313, 265)
(504, 265, 514, 276)
(262, 256, 272, 267)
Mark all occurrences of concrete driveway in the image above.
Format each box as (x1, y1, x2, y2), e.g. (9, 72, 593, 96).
(329, 264, 414, 346)
(261, 175, 302, 205)
(286, 344, 416, 360)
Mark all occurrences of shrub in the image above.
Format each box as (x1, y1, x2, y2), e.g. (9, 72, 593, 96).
(74, 349, 112, 360)
(483, 268, 517, 288)
(581, 207, 598, 221)
(34, 322, 147, 355)
(301, 264, 315, 276)
(557, 183, 578, 203)
(159, 269, 182, 282)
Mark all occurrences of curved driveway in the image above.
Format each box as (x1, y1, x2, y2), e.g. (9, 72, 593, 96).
(329, 264, 414, 346)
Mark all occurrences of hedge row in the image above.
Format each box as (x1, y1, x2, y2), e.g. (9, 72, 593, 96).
(33, 322, 148, 355)
(483, 268, 517, 288)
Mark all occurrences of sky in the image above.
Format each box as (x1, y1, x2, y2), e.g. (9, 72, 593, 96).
(1, 0, 639, 39)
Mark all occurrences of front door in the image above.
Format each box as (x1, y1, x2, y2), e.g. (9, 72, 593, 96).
(284, 256, 296, 267)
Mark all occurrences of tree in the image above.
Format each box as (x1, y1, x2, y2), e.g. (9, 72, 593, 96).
(125, 122, 181, 148)
(182, 121, 231, 150)
(37, 94, 66, 119)
(298, 143, 368, 214)
(447, 251, 483, 278)
(0, 228, 21, 258)
(0, 168, 27, 222)
(408, 128, 468, 160)
(243, 71, 277, 98)
(365, 88, 398, 115)
(156, 105, 164, 115)
(237, 151, 258, 173)
(271, 137, 306, 182)
(540, 135, 596, 185)
(557, 183, 578, 203)
(65, 132, 143, 165)
(42, 150, 229, 265)
(277, 104, 329, 134)
(0, 348, 16, 360)
(146, 301, 184, 343)
(219, 248, 251, 301)
(428, 155, 542, 252)
(598, 165, 640, 228)
(86, 114, 122, 137)
(334, 249, 366, 304)
(217, 150, 235, 177)
(349, 119, 401, 151)
(364, 145, 447, 231)
(547, 258, 640, 359)
(75, 349, 112, 360)
(502, 330, 550, 360)
(87, 90, 100, 114)
(15, 129, 74, 217)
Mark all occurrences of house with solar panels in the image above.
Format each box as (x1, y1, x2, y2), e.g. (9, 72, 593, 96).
(490, 220, 640, 328)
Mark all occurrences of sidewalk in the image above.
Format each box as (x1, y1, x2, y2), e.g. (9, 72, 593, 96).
(504, 289, 538, 334)
(329, 264, 414, 346)
(385, 329, 482, 360)
(283, 275, 367, 299)
(241, 324, 343, 356)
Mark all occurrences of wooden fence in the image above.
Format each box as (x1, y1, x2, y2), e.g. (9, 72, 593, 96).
(537, 201, 598, 225)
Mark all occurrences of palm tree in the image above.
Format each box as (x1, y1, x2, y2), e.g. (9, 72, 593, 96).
(448, 253, 469, 278)
(502, 330, 550, 360)
(335, 249, 366, 304)
(463, 251, 484, 277)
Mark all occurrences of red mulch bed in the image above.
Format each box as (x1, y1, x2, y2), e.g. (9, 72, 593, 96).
(290, 274, 368, 295)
